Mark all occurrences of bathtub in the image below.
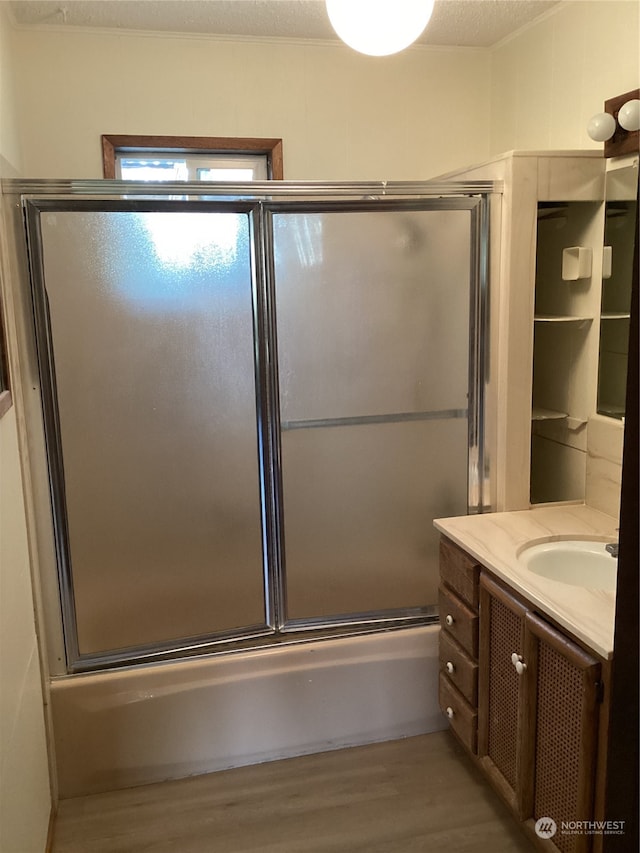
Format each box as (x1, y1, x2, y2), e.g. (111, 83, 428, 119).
(50, 625, 444, 797)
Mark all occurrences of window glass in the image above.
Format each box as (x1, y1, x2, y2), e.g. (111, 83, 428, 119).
(116, 153, 268, 182)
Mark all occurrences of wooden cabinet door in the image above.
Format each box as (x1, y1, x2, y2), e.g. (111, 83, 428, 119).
(479, 572, 602, 851)
(524, 611, 601, 853)
(478, 572, 530, 817)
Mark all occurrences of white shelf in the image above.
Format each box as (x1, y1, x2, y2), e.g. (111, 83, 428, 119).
(598, 403, 625, 419)
(562, 246, 592, 281)
(600, 313, 631, 320)
(532, 407, 567, 421)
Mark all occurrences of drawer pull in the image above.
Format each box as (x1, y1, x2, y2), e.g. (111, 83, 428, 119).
(511, 652, 527, 676)
(445, 614, 454, 626)
(446, 706, 454, 719)
(445, 661, 455, 674)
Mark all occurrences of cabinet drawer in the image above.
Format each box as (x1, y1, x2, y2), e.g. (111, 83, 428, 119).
(439, 672, 478, 754)
(440, 537, 480, 609)
(439, 585, 479, 658)
(439, 629, 478, 706)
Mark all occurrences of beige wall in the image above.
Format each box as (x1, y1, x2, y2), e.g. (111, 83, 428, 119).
(0, 5, 20, 166)
(491, 0, 640, 154)
(0, 5, 52, 853)
(11, 26, 491, 180)
(9, 2, 639, 179)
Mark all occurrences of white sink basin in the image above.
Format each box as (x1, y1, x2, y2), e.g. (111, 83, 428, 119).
(518, 540, 617, 591)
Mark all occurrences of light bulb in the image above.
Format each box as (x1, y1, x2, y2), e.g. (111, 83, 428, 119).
(586, 112, 616, 142)
(618, 99, 640, 132)
(326, 0, 435, 57)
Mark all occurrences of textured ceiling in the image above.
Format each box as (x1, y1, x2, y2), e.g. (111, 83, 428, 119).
(7, 1, 562, 48)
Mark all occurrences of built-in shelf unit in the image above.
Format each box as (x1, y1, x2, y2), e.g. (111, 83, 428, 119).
(530, 197, 602, 504)
(438, 151, 611, 510)
(439, 150, 635, 512)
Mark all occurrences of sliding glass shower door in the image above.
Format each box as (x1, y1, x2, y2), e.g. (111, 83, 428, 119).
(273, 207, 473, 625)
(32, 205, 269, 660)
(22, 186, 489, 670)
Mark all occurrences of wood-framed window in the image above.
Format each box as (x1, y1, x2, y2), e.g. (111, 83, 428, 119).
(102, 135, 284, 181)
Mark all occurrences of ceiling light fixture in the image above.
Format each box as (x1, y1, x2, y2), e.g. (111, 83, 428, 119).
(325, 0, 435, 57)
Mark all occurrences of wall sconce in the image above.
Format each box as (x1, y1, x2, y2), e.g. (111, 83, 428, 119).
(587, 88, 640, 157)
(326, 0, 434, 56)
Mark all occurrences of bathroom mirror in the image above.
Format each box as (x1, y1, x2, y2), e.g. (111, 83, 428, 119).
(596, 163, 638, 419)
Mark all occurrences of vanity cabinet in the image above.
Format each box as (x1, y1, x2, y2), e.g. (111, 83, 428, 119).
(438, 536, 480, 753)
(439, 537, 611, 853)
(479, 572, 602, 853)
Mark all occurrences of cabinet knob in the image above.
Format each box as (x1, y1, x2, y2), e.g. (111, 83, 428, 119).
(446, 706, 454, 719)
(446, 661, 455, 674)
(511, 652, 527, 675)
(445, 614, 454, 626)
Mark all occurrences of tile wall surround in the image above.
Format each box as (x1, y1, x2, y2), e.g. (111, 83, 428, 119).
(586, 416, 625, 520)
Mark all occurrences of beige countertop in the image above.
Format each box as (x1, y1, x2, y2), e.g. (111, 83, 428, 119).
(434, 504, 618, 660)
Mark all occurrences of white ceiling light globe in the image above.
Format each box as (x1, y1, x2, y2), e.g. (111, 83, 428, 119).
(618, 99, 640, 132)
(586, 112, 616, 142)
(326, 0, 435, 57)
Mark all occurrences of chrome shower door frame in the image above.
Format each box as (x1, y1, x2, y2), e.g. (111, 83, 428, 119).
(260, 196, 491, 634)
(10, 180, 493, 673)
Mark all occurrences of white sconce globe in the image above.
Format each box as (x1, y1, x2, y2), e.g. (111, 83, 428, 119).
(586, 112, 616, 142)
(618, 99, 640, 132)
(326, 0, 435, 57)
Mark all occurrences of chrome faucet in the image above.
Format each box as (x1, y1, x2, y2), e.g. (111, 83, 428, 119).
(605, 542, 619, 558)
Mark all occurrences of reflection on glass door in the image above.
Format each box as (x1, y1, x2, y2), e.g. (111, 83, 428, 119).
(273, 208, 474, 624)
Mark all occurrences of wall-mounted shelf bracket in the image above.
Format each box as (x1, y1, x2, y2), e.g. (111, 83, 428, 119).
(562, 246, 592, 281)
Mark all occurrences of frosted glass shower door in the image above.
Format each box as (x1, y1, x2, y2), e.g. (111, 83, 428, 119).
(33, 207, 267, 658)
(273, 207, 473, 623)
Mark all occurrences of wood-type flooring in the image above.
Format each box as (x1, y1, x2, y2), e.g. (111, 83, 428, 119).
(52, 731, 534, 852)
